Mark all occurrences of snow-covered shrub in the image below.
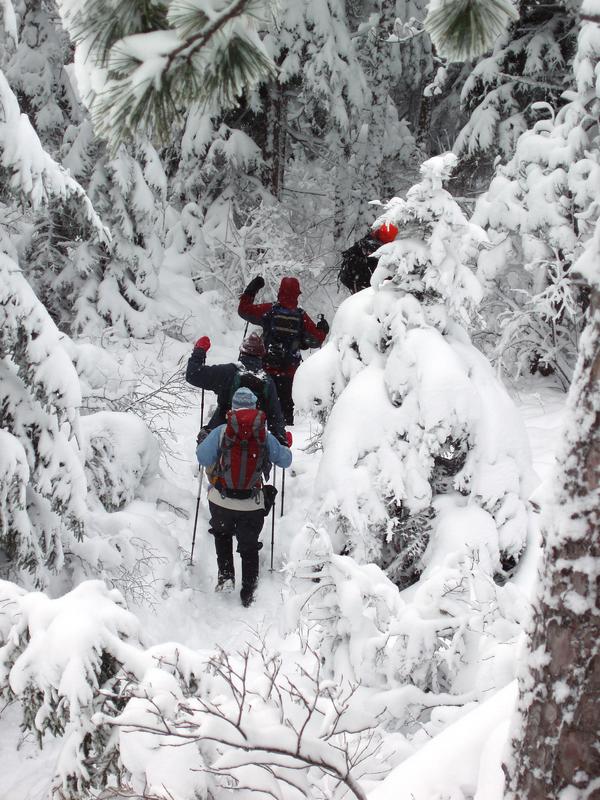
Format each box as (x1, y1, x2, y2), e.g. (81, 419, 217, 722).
(71, 335, 195, 458)
(0, 580, 141, 797)
(472, 27, 600, 388)
(97, 638, 383, 800)
(81, 411, 159, 512)
(295, 153, 535, 588)
(286, 524, 527, 705)
(0, 580, 384, 800)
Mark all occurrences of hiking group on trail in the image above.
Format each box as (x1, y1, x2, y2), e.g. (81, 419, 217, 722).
(185, 276, 328, 606)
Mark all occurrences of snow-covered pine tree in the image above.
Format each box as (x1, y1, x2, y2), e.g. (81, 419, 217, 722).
(2, 0, 80, 155)
(473, 10, 597, 387)
(505, 7, 600, 794)
(80, 137, 169, 337)
(1, 0, 171, 337)
(0, 63, 106, 580)
(351, 0, 423, 234)
(295, 152, 534, 589)
(1, 0, 91, 328)
(261, 0, 370, 249)
(455, 0, 577, 184)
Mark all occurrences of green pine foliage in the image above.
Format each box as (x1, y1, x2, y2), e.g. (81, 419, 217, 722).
(56, 0, 276, 149)
(425, 0, 519, 61)
(456, 0, 577, 172)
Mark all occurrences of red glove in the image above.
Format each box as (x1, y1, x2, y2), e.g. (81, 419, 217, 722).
(194, 336, 211, 351)
(285, 431, 293, 447)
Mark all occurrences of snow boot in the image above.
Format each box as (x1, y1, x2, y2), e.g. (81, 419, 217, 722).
(215, 576, 235, 593)
(240, 550, 259, 607)
(214, 536, 235, 592)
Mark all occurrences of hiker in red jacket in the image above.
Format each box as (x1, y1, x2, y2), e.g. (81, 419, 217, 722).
(238, 276, 328, 424)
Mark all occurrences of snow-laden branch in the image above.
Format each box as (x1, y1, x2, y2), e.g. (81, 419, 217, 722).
(0, 71, 107, 241)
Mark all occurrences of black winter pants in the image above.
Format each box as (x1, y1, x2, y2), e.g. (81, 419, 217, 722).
(272, 373, 295, 425)
(208, 501, 265, 588)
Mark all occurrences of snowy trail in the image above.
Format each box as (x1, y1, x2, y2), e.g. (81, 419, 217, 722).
(129, 331, 325, 655)
(128, 336, 566, 662)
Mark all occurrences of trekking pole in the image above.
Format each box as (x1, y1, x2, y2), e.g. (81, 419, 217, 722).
(280, 468, 285, 517)
(189, 390, 206, 566)
(270, 467, 277, 571)
(189, 467, 204, 566)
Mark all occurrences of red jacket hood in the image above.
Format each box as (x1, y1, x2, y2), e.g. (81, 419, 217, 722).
(277, 277, 301, 309)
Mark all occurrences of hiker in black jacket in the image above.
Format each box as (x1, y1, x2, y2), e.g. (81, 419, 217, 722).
(186, 333, 288, 444)
(339, 222, 399, 293)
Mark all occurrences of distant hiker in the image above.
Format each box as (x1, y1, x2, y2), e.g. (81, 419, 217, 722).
(196, 387, 292, 607)
(339, 222, 399, 293)
(186, 333, 287, 444)
(238, 276, 328, 424)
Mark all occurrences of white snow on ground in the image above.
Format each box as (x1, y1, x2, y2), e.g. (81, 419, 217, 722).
(0, 322, 566, 799)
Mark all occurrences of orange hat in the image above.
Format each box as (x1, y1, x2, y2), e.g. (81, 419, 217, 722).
(372, 222, 399, 243)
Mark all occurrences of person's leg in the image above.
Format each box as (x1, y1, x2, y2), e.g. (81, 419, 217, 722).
(208, 501, 235, 590)
(273, 373, 294, 425)
(234, 508, 266, 606)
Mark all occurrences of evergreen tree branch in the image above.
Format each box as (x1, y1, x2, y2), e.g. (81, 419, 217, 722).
(424, 0, 519, 61)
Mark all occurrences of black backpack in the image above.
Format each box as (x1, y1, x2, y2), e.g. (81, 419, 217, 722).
(339, 235, 380, 293)
(263, 305, 304, 369)
(229, 367, 270, 410)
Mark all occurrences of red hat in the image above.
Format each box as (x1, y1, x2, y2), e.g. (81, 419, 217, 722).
(372, 222, 399, 243)
(240, 333, 266, 358)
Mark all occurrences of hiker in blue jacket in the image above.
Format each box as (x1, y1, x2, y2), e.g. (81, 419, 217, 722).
(197, 387, 292, 607)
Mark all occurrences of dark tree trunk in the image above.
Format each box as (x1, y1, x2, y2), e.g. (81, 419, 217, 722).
(506, 288, 600, 798)
(264, 80, 287, 200)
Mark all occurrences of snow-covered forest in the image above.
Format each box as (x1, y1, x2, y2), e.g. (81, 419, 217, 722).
(0, 0, 598, 798)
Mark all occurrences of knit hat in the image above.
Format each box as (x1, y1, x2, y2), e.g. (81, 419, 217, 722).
(239, 332, 266, 358)
(372, 222, 399, 243)
(231, 387, 258, 410)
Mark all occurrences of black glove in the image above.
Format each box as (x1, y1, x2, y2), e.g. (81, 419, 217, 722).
(243, 275, 265, 296)
(316, 315, 329, 335)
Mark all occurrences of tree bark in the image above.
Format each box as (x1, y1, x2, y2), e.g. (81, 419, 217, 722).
(264, 80, 287, 200)
(506, 288, 600, 798)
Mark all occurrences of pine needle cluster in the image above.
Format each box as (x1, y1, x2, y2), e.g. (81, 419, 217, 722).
(57, 0, 276, 149)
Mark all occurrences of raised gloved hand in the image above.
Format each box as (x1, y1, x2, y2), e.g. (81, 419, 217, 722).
(316, 315, 329, 335)
(194, 336, 211, 351)
(243, 275, 265, 296)
(285, 431, 293, 447)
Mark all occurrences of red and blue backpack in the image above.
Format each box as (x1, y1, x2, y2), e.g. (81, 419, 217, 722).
(211, 408, 269, 496)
